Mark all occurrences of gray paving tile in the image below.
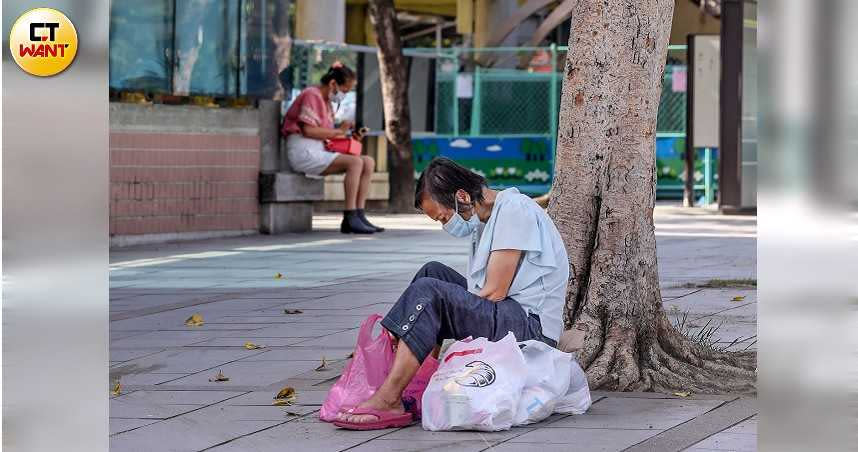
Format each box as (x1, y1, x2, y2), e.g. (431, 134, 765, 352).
(588, 391, 733, 401)
(285, 297, 394, 310)
(200, 315, 310, 324)
(111, 372, 191, 386)
(111, 302, 292, 329)
(109, 418, 159, 435)
(225, 390, 330, 407)
(205, 417, 383, 452)
(194, 404, 316, 421)
(110, 348, 165, 362)
(289, 329, 361, 348)
(661, 288, 702, 299)
(111, 390, 242, 407)
(158, 323, 266, 331)
(109, 412, 285, 452)
(111, 330, 153, 341)
(111, 348, 267, 374)
(189, 336, 308, 347)
(236, 347, 352, 362)
(110, 396, 203, 420)
(624, 398, 756, 452)
(109, 330, 224, 348)
(220, 324, 352, 338)
(489, 442, 607, 452)
(165, 360, 321, 387)
(348, 438, 493, 452)
(507, 427, 660, 448)
(724, 418, 757, 434)
(254, 318, 366, 329)
(688, 432, 757, 451)
(383, 424, 533, 442)
(545, 397, 724, 430)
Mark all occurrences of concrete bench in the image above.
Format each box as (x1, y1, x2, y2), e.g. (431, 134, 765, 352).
(257, 100, 323, 234)
(259, 171, 323, 233)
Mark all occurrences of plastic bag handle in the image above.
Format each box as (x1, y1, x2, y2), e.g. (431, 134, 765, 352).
(356, 314, 384, 348)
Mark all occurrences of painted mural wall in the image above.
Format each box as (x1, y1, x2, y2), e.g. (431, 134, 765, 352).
(413, 135, 718, 200)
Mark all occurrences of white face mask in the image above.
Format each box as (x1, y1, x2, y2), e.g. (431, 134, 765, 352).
(443, 195, 481, 238)
(330, 85, 346, 103)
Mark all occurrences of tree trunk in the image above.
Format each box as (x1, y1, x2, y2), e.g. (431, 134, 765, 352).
(548, 0, 755, 393)
(367, 0, 416, 213)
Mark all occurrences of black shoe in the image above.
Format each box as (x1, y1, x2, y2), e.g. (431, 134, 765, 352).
(341, 210, 376, 234)
(357, 209, 385, 232)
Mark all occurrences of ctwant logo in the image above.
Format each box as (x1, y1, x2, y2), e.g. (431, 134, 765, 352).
(9, 8, 78, 76)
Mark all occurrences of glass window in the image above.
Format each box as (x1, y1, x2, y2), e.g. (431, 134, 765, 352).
(109, 0, 173, 93)
(174, 0, 239, 96)
(240, 0, 292, 98)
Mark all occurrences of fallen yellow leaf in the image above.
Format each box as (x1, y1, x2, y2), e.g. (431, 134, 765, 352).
(111, 380, 121, 396)
(283, 309, 303, 314)
(673, 391, 691, 398)
(184, 313, 204, 327)
(273, 386, 296, 406)
(315, 357, 328, 372)
(274, 272, 284, 279)
(244, 342, 263, 350)
(209, 369, 229, 382)
(731, 296, 745, 302)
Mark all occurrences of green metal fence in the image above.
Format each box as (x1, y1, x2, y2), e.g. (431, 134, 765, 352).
(658, 65, 687, 134)
(433, 45, 688, 139)
(429, 45, 715, 201)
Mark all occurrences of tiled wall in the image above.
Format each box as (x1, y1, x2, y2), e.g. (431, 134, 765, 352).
(109, 104, 260, 243)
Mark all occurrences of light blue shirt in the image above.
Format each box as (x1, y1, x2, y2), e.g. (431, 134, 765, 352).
(467, 188, 570, 342)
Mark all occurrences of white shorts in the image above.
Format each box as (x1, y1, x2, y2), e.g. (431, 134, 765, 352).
(285, 134, 338, 179)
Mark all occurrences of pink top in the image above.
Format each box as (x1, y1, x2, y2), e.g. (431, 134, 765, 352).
(281, 86, 334, 137)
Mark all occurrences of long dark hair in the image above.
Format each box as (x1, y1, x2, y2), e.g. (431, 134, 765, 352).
(415, 157, 487, 211)
(320, 63, 355, 85)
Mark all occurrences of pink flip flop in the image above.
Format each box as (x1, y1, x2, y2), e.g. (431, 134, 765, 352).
(332, 407, 414, 431)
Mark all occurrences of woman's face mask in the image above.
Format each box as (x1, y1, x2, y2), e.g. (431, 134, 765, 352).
(330, 83, 346, 103)
(443, 194, 481, 238)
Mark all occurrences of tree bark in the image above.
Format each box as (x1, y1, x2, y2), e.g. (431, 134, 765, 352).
(367, 0, 416, 213)
(548, 0, 755, 393)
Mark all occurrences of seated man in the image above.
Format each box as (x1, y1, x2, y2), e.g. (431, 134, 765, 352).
(334, 157, 570, 430)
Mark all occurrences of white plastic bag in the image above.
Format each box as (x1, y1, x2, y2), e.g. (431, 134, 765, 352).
(421, 332, 527, 431)
(554, 358, 592, 414)
(513, 340, 573, 425)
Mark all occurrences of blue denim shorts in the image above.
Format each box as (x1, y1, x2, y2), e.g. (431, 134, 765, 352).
(381, 261, 557, 363)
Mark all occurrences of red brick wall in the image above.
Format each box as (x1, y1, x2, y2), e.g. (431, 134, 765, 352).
(109, 132, 260, 237)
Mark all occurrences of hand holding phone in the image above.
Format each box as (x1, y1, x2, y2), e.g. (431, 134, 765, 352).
(352, 126, 369, 140)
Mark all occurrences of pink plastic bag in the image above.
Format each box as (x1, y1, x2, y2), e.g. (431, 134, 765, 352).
(320, 314, 439, 422)
(320, 314, 394, 422)
(402, 355, 439, 418)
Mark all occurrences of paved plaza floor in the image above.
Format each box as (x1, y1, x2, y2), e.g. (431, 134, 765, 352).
(109, 205, 757, 451)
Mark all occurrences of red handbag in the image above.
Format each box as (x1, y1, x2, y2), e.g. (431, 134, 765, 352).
(324, 138, 362, 156)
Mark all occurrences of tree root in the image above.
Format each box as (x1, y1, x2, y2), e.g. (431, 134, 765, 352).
(579, 312, 757, 394)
